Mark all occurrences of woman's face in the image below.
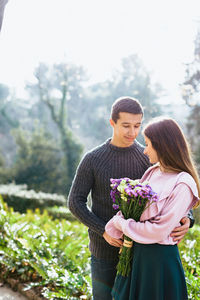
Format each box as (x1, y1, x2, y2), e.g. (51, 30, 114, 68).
(144, 135, 159, 164)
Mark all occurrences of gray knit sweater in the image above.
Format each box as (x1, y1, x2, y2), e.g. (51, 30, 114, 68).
(68, 138, 150, 261)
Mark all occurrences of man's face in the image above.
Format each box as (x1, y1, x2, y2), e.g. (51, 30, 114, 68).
(110, 112, 143, 147)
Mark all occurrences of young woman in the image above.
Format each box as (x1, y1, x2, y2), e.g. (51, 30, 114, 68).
(105, 117, 200, 300)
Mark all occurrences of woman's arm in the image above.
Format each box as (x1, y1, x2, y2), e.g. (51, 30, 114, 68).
(106, 183, 197, 244)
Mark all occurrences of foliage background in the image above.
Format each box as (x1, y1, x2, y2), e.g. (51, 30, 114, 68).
(0, 197, 199, 299)
(0, 6, 200, 297)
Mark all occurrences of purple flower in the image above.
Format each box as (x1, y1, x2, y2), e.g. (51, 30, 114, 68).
(110, 190, 116, 202)
(110, 178, 122, 185)
(109, 176, 159, 277)
(124, 186, 133, 196)
(151, 194, 158, 202)
(113, 204, 119, 210)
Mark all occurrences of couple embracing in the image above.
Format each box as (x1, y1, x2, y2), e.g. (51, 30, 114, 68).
(68, 97, 200, 300)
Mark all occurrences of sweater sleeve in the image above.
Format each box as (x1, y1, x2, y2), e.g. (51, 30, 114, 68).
(67, 153, 106, 236)
(106, 183, 198, 244)
(187, 209, 195, 228)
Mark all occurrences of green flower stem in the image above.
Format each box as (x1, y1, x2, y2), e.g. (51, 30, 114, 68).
(117, 198, 149, 277)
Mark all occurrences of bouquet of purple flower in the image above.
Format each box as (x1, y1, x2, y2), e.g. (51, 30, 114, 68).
(110, 177, 158, 277)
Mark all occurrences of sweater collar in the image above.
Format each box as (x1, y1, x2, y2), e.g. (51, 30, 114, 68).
(106, 138, 138, 152)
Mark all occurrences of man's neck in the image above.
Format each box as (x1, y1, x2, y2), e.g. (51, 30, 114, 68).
(110, 137, 135, 148)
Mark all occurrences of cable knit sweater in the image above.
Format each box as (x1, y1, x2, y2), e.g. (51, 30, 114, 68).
(68, 138, 150, 261)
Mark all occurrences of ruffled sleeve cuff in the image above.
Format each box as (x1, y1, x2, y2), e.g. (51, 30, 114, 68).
(105, 211, 124, 239)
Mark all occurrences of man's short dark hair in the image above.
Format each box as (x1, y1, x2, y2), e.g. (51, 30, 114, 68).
(111, 96, 143, 123)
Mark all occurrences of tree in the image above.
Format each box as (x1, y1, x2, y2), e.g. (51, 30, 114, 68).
(0, 0, 9, 32)
(0, 149, 10, 184)
(181, 29, 200, 223)
(11, 126, 67, 194)
(109, 55, 162, 120)
(27, 63, 85, 192)
(77, 54, 162, 146)
(181, 30, 200, 153)
(0, 83, 23, 166)
(0, 83, 17, 131)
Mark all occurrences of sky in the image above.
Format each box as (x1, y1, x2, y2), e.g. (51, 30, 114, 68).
(0, 0, 200, 102)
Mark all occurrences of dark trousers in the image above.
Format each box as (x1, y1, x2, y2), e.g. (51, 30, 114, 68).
(91, 255, 118, 300)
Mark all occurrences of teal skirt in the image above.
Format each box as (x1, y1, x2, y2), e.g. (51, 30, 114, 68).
(112, 242, 188, 300)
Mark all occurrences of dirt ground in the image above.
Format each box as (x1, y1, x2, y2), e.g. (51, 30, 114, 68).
(0, 285, 27, 300)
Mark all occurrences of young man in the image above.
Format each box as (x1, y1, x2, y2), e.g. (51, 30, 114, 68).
(68, 97, 193, 300)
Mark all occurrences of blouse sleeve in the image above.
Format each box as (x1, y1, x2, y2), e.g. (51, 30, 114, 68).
(105, 183, 197, 244)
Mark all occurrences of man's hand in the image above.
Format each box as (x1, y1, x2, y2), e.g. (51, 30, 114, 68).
(103, 232, 123, 247)
(170, 217, 190, 244)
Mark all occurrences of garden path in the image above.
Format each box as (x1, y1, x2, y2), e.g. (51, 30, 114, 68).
(0, 285, 27, 299)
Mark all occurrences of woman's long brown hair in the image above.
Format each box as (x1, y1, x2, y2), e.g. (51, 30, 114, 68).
(143, 117, 200, 208)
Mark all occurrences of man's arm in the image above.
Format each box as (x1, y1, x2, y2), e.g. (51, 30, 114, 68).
(187, 209, 195, 228)
(68, 153, 106, 236)
(68, 153, 123, 247)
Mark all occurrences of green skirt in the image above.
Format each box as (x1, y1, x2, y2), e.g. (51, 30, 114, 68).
(112, 242, 188, 300)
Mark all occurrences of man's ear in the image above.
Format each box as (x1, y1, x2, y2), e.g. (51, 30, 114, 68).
(109, 119, 115, 127)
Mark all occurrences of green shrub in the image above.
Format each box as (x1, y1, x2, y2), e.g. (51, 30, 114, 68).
(0, 196, 91, 299)
(1, 190, 199, 300)
(193, 207, 200, 225)
(46, 205, 77, 221)
(180, 225, 200, 300)
(0, 183, 66, 213)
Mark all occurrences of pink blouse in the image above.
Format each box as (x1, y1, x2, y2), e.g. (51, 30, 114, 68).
(105, 165, 199, 245)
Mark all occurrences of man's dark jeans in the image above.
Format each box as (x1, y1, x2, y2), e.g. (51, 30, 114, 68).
(91, 255, 118, 300)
